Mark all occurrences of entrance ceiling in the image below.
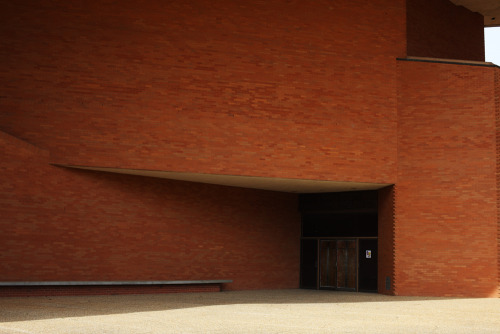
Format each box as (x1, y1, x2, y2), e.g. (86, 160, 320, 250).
(450, 0, 500, 26)
(62, 165, 391, 193)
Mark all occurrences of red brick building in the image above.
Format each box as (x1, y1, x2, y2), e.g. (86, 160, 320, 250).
(1, 0, 499, 297)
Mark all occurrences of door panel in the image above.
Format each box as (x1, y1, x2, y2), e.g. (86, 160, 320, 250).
(347, 241, 357, 289)
(336, 242, 347, 288)
(320, 240, 337, 288)
(337, 240, 356, 290)
(358, 239, 378, 291)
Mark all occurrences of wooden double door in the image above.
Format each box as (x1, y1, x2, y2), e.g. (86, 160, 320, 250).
(319, 239, 356, 290)
(300, 238, 378, 291)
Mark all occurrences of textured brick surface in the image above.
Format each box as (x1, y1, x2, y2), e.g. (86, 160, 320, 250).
(0, 0, 404, 183)
(1, 0, 499, 298)
(0, 131, 300, 291)
(396, 61, 498, 297)
(407, 0, 484, 61)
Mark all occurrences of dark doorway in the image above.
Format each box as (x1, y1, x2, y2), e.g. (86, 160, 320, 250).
(300, 239, 318, 289)
(358, 239, 378, 292)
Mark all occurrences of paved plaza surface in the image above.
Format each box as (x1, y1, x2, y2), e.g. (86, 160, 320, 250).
(0, 289, 499, 333)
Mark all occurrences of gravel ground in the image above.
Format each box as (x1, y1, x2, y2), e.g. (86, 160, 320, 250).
(0, 289, 499, 333)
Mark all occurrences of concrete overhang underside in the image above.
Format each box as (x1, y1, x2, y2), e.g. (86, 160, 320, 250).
(61, 165, 391, 194)
(449, 0, 500, 26)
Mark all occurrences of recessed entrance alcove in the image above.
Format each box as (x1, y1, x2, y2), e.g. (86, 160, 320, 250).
(299, 191, 378, 292)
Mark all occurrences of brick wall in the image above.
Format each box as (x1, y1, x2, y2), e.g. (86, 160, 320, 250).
(0, 131, 301, 292)
(0, 0, 404, 183)
(396, 60, 498, 297)
(407, 0, 484, 61)
(0, 0, 406, 296)
(2, 0, 499, 298)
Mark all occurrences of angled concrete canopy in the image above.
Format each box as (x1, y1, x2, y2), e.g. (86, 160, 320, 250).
(62, 165, 391, 194)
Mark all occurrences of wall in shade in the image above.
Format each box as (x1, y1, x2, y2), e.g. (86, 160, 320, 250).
(378, 186, 395, 295)
(406, 0, 484, 61)
(0, 131, 301, 291)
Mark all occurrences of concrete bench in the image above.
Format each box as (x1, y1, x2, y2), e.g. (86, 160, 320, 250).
(0, 280, 232, 286)
(0, 280, 233, 297)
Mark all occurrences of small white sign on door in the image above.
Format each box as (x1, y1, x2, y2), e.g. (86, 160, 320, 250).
(366, 250, 372, 259)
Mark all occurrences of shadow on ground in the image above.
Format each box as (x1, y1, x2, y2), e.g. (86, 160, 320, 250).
(0, 289, 460, 322)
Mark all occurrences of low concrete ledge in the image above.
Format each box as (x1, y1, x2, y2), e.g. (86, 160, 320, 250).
(0, 280, 232, 286)
(397, 56, 499, 68)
